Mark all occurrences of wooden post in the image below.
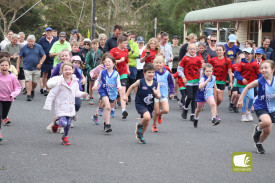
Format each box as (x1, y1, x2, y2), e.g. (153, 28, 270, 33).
(216, 22, 220, 42)
(258, 20, 263, 47)
(199, 23, 203, 35)
(183, 23, 188, 44)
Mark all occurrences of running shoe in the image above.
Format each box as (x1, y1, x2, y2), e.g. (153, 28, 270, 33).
(151, 124, 158, 132)
(98, 108, 104, 116)
(255, 143, 265, 154)
(117, 102, 121, 107)
(135, 123, 143, 135)
(3, 117, 11, 125)
(0, 133, 3, 141)
(117, 97, 121, 106)
(62, 137, 70, 145)
(158, 115, 162, 124)
(178, 101, 184, 110)
(92, 115, 99, 125)
(89, 98, 94, 105)
(172, 96, 179, 101)
(104, 123, 112, 133)
(26, 95, 31, 101)
(181, 108, 188, 119)
(31, 91, 35, 99)
(246, 111, 253, 121)
(212, 118, 219, 126)
(40, 89, 44, 94)
(135, 123, 146, 144)
(194, 119, 198, 128)
(216, 114, 221, 122)
(122, 110, 128, 119)
(241, 115, 249, 122)
(253, 125, 262, 144)
(110, 110, 115, 118)
(233, 105, 239, 113)
(46, 122, 53, 132)
(52, 122, 59, 133)
(228, 103, 234, 111)
(22, 88, 27, 94)
(190, 114, 195, 121)
(43, 90, 49, 96)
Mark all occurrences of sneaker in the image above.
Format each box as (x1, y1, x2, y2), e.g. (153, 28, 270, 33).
(241, 115, 249, 122)
(3, 117, 11, 125)
(122, 110, 128, 119)
(172, 96, 179, 101)
(253, 125, 262, 144)
(117, 102, 121, 106)
(22, 88, 27, 94)
(190, 114, 195, 121)
(158, 115, 162, 124)
(233, 105, 239, 113)
(212, 118, 219, 126)
(104, 123, 112, 133)
(135, 123, 143, 135)
(181, 108, 188, 119)
(246, 111, 253, 121)
(59, 127, 64, 134)
(92, 115, 99, 125)
(26, 95, 32, 101)
(40, 89, 44, 94)
(46, 122, 53, 132)
(88, 98, 94, 105)
(31, 91, 35, 99)
(110, 110, 115, 118)
(152, 124, 158, 132)
(135, 123, 146, 144)
(216, 114, 221, 122)
(228, 103, 234, 111)
(255, 143, 265, 154)
(117, 97, 121, 106)
(194, 119, 198, 128)
(98, 108, 103, 116)
(62, 137, 70, 145)
(43, 90, 49, 96)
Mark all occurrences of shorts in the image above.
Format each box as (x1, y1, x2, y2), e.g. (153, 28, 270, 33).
(100, 93, 115, 103)
(128, 67, 137, 80)
(255, 109, 275, 123)
(88, 74, 96, 82)
(41, 63, 53, 74)
(197, 96, 214, 106)
(136, 104, 153, 118)
(120, 78, 128, 87)
(40, 68, 52, 79)
(232, 87, 240, 94)
(18, 67, 25, 80)
(24, 69, 40, 83)
(216, 84, 225, 90)
(154, 97, 168, 103)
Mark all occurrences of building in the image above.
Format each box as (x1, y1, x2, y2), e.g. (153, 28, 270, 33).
(183, 0, 275, 46)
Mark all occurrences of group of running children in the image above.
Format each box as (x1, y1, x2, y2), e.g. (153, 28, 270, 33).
(0, 35, 274, 155)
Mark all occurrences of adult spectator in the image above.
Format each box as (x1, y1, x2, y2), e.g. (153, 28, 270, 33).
(104, 25, 131, 52)
(70, 29, 81, 42)
(18, 32, 27, 46)
(38, 27, 58, 95)
(224, 34, 240, 64)
(160, 32, 173, 69)
(98, 33, 107, 53)
(171, 35, 180, 73)
(17, 35, 46, 101)
(0, 30, 13, 50)
(178, 33, 197, 61)
(52, 30, 58, 37)
(206, 34, 217, 58)
(260, 36, 274, 61)
(49, 32, 71, 67)
(125, 32, 139, 102)
(136, 36, 146, 80)
(197, 42, 210, 64)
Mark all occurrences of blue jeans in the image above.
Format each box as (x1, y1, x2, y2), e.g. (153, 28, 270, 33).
(239, 87, 254, 113)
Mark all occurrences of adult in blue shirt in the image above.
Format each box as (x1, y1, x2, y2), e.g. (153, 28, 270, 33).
(224, 34, 240, 64)
(38, 27, 58, 96)
(260, 36, 274, 61)
(17, 35, 46, 101)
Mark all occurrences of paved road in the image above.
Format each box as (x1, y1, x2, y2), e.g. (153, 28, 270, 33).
(1, 89, 275, 183)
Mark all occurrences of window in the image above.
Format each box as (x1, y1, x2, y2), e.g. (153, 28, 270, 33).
(249, 20, 258, 44)
(263, 20, 272, 32)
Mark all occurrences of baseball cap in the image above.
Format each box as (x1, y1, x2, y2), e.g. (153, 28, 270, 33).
(59, 32, 66, 40)
(173, 35, 179, 39)
(71, 55, 82, 62)
(71, 29, 78, 35)
(137, 36, 145, 43)
(228, 34, 237, 43)
(83, 38, 91, 43)
(255, 48, 264, 54)
(243, 47, 254, 54)
(45, 27, 52, 31)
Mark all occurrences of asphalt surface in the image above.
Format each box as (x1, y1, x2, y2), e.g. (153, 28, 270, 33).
(1, 89, 275, 183)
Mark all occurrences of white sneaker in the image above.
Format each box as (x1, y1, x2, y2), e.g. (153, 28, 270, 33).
(46, 122, 54, 132)
(241, 115, 249, 122)
(246, 112, 253, 121)
(59, 127, 64, 134)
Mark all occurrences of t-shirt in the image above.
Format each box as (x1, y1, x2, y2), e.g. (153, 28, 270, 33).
(206, 45, 217, 58)
(109, 47, 129, 79)
(4, 43, 22, 67)
(19, 43, 46, 71)
(209, 57, 232, 84)
(224, 44, 240, 64)
(136, 46, 145, 70)
(196, 75, 216, 102)
(178, 55, 202, 83)
(141, 49, 158, 64)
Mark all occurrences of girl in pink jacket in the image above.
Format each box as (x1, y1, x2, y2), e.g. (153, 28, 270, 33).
(44, 62, 87, 145)
(0, 57, 21, 141)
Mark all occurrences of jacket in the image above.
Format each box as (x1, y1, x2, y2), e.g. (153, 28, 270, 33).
(44, 75, 85, 117)
(128, 39, 139, 67)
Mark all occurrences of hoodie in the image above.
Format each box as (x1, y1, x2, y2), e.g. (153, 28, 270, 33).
(154, 67, 174, 98)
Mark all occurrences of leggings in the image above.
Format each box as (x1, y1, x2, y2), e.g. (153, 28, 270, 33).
(0, 101, 12, 129)
(185, 85, 198, 114)
(57, 116, 72, 137)
(75, 97, 81, 112)
(180, 89, 186, 106)
(239, 87, 254, 113)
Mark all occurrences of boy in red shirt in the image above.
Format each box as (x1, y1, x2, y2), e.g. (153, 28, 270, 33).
(110, 36, 130, 119)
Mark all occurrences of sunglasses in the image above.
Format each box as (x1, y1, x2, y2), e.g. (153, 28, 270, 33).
(210, 40, 217, 42)
(84, 43, 90, 45)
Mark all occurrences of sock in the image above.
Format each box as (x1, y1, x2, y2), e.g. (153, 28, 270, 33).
(111, 108, 115, 111)
(122, 109, 126, 112)
(191, 114, 194, 116)
(184, 107, 188, 110)
(43, 87, 46, 90)
(194, 117, 199, 120)
(256, 142, 262, 144)
(257, 126, 262, 132)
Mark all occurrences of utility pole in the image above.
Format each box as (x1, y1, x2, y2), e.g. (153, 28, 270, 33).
(91, 0, 96, 39)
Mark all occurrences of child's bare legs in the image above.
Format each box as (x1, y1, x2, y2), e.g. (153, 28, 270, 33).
(258, 114, 273, 143)
(89, 80, 95, 99)
(231, 91, 238, 104)
(195, 104, 204, 119)
(120, 86, 126, 111)
(153, 101, 169, 125)
(206, 97, 217, 119)
(102, 97, 111, 124)
(214, 88, 224, 115)
(153, 102, 160, 125)
(141, 112, 151, 134)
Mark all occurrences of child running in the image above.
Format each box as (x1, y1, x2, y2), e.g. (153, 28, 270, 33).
(124, 63, 161, 144)
(44, 62, 88, 145)
(92, 55, 121, 133)
(194, 63, 219, 128)
(237, 60, 275, 154)
(152, 55, 174, 132)
(235, 47, 262, 122)
(0, 57, 21, 141)
(178, 43, 202, 121)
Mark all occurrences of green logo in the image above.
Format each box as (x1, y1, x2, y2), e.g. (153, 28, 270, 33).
(232, 152, 252, 172)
